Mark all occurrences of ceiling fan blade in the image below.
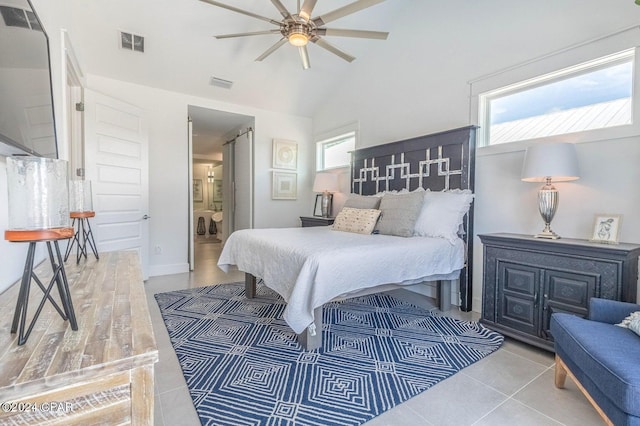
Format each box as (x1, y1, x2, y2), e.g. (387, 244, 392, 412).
(312, 37, 355, 62)
(255, 38, 288, 61)
(215, 29, 281, 39)
(298, 46, 311, 70)
(199, 0, 281, 26)
(270, 0, 293, 20)
(312, 0, 386, 26)
(316, 28, 388, 39)
(299, 0, 318, 21)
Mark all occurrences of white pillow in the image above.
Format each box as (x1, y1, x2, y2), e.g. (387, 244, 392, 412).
(414, 189, 474, 242)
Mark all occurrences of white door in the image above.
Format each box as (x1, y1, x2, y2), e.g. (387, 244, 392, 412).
(84, 89, 150, 278)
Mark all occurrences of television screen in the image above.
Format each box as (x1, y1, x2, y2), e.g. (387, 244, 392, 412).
(0, 0, 57, 158)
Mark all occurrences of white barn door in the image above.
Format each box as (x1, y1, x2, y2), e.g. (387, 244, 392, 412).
(84, 90, 150, 278)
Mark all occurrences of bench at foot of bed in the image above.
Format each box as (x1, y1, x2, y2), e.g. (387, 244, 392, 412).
(244, 272, 452, 351)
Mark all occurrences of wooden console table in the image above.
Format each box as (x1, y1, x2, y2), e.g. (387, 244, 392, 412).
(0, 251, 158, 424)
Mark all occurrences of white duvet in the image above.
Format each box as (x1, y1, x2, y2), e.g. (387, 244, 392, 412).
(218, 226, 464, 334)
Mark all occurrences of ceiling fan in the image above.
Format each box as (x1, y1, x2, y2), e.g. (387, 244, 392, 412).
(199, 0, 389, 69)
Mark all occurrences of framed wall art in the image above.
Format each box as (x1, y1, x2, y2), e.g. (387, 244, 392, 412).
(272, 139, 297, 170)
(590, 214, 622, 244)
(193, 179, 203, 202)
(272, 171, 297, 200)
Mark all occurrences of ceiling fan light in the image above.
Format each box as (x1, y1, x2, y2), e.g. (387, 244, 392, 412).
(288, 32, 308, 47)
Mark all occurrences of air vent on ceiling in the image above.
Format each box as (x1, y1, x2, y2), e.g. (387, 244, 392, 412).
(209, 76, 234, 89)
(0, 6, 42, 31)
(120, 31, 144, 53)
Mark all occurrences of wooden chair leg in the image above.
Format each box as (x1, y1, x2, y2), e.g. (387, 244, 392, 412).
(554, 354, 615, 426)
(554, 354, 567, 388)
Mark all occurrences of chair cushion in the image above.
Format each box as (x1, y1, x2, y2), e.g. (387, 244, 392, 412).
(551, 313, 640, 417)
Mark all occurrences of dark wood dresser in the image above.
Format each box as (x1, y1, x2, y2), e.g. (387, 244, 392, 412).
(479, 233, 640, 351)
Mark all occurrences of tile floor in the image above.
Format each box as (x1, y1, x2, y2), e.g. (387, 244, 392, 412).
(146, 240, 604, 426)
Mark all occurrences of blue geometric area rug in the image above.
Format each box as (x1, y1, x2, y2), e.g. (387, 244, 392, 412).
(155, 282, 503, 426)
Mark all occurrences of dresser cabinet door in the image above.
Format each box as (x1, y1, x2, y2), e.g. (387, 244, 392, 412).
(496, 262, 540, 336)
(541, 269, 596, 339)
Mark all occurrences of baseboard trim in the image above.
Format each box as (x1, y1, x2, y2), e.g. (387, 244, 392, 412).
(149, 262, 189, 277)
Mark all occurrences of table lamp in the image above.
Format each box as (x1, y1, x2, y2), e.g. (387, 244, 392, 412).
(312, 172, 339, 218)
(521, 143, 579, 239)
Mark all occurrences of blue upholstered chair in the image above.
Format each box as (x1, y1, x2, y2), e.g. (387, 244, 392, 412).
(550, 298, 640, 426)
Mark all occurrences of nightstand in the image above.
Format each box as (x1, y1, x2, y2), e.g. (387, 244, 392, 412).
(479, 233, 640, 351)
(300, 216, 335, 227)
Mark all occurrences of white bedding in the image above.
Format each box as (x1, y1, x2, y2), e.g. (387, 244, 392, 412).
(218, 226, 465, 334)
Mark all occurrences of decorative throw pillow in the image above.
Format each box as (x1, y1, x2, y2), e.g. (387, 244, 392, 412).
(343, 194, 382, 210)
(414, 189, 474, 242)
(616, 311, 640, 328)
(332, 207, 381, 234)
(629, 317, 640, 336)
(375, 191, 424, 237)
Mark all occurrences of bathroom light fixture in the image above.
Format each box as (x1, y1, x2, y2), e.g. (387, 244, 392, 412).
(521, 143, 580, 239)
(207, 168, 215, 183)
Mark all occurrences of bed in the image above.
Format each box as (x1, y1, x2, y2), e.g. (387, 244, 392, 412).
(218, 125, 477, 350)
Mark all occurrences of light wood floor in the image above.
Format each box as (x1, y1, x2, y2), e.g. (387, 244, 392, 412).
(146, 240, 603, 426)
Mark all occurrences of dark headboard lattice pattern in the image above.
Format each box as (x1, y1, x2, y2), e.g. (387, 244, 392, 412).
(351, 126, 477, 311)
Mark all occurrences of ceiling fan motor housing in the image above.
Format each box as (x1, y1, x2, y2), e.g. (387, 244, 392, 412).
(281, 17, 315, 46)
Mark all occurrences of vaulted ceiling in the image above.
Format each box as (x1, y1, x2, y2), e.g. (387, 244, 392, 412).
(67, 0, 398, 118)
(63, 0, 640, 123)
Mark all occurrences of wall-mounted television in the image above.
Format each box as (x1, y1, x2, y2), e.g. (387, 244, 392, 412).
(0, 0, 57, 158)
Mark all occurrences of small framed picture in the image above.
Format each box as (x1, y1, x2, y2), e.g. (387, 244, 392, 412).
(193, 179, 203, 202)
(590, 214, 622, 244)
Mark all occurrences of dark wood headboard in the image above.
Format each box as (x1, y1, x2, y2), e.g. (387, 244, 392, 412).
(350, 125, 477, 312)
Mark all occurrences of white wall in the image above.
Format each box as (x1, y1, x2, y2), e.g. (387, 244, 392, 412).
(313, 1, 640, 310)
(85, 75, 312, 277)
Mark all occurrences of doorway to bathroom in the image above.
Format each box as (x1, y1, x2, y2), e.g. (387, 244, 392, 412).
(187, 105, 255, 277)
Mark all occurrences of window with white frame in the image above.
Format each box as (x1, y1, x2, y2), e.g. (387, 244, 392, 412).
(479, 49, 634, 146)
(316, 131, 355, 171)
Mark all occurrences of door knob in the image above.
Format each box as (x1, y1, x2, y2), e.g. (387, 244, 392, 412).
(142, 214, 150, 220)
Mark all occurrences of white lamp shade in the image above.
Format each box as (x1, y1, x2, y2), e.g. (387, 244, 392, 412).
(521, 143, 580, 182)
(312, 172, 339, 193)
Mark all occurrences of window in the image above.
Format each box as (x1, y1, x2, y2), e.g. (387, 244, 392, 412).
(479, 49, 634, 146)
(316, 131, 355, 170)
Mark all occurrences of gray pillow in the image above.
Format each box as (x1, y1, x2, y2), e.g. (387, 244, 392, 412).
(343, 194, 381, 210)
(375, 191, 424, 237)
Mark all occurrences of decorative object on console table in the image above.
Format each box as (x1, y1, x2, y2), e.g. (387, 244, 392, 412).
(313, 172, 339, 217)
(4, 156, 78, 345)
(300, 216, 335, 227)
(521, 142, 579, 239)
(64, 179, 99, 263)
(272, 171, 297, 200)
(272, 139, 297, 170)
(590, 214, 622, 244)
(479, 233, 640, 351)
